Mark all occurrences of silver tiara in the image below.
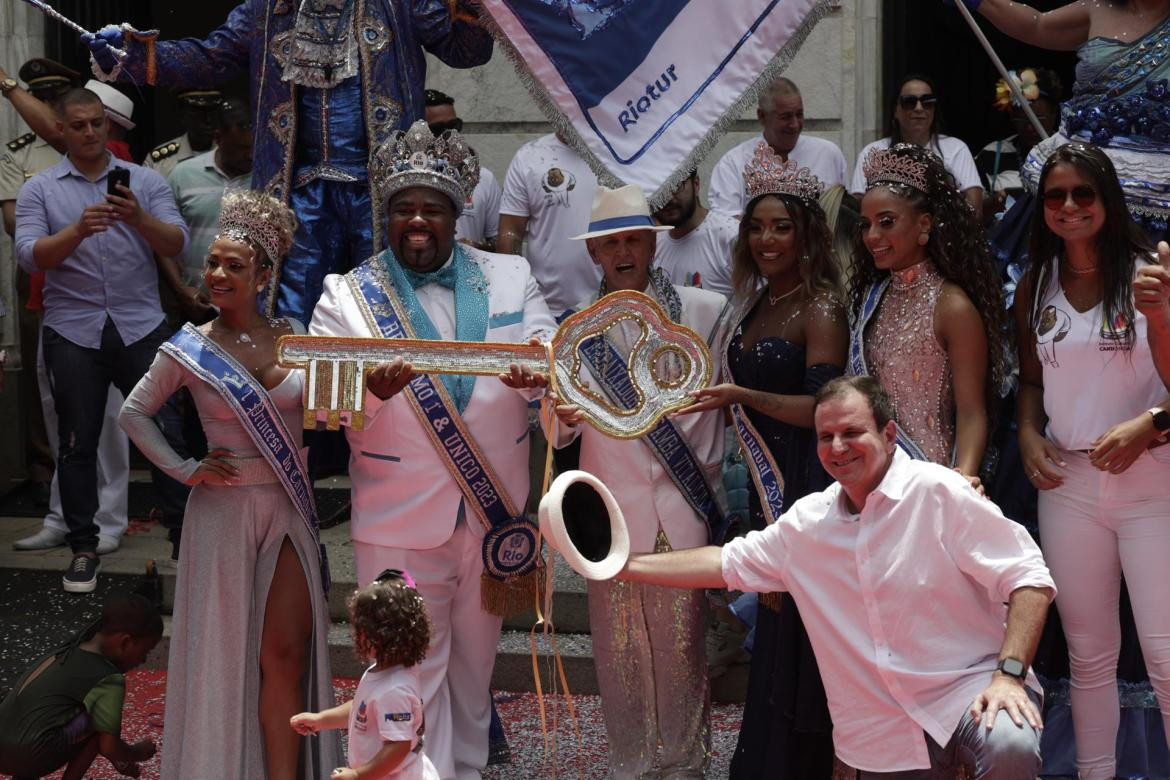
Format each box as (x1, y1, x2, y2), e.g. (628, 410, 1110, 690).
(216, 189, 297, 266)
(862, 144, 931, 193)
(742, 141, 824, 203)
(371, 120, 480, 215)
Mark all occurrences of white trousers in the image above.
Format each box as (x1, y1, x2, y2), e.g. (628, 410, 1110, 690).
(36, 332, 129, 537)
(1038, 449, 1170, 780)
(354, 523, 503, 780)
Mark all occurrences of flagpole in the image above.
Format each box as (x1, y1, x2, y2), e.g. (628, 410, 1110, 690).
(952, 2, 1050, 141)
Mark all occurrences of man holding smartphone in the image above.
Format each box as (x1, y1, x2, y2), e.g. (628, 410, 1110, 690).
(14, 87, 189, 593)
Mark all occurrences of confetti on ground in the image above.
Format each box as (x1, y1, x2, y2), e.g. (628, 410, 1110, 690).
(35, 672, 743, 779)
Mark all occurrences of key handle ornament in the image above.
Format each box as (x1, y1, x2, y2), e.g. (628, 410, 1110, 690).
(277, 290, 712, 438)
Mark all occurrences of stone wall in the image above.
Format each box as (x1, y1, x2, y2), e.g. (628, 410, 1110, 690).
(423, 2, 882, 205)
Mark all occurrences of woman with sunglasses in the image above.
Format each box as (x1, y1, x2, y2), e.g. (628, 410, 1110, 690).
(968, 0, 1170, 238)
(850, 143, 1009, 477)
(1015, 142, 1170, 780)
(119, 191, 340, 779)
(849, 74, 984, 213)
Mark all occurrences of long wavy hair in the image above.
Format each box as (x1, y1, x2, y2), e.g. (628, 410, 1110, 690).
(849, 143, 1011, 414)
(731, 192, 842, 302)
(1025, 142, 1153, 350)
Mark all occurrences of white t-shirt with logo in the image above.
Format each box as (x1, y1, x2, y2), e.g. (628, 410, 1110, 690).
(849, 136, 983, 196)
(499, 134, 601, 314)
(653, 209, 738, 299)
(708, 133, 848, 215)
(347, 664, 438, 779)
(455, 166, 502, 245)
(1033, 258, 1169, 458)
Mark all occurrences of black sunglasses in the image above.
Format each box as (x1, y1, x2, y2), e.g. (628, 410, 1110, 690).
(375, 568, 406, 583)
(427, 118, 464, 136)
(1042, 185, 1097, 210)
(898, 94, 937, 110)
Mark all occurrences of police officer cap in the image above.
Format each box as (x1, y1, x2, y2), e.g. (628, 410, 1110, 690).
(174, 88, 223, 109)
(18, 58, 80, 93)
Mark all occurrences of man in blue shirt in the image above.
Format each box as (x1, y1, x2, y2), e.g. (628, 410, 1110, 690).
(15, 87, 189, 593)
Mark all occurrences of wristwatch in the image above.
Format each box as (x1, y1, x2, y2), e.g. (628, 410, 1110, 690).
(0, 78, 18, 97)
(1148, 407, 1170, 437)
(997, 657, 1027, 680)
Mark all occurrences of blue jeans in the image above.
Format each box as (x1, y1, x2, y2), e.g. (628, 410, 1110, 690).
(834, 690, 1043, 779)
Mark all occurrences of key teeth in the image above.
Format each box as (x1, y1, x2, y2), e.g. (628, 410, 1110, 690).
(303, 409, 316, 431)
(350, 411, 364, 432)
(326, 411, 341, 431)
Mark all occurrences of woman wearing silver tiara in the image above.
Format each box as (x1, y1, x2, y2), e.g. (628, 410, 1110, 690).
(681, 142, 847, 778)
(969, 0, 1170, 237)
(119, 190, 340, 779)
(850, 143, 1010, 477)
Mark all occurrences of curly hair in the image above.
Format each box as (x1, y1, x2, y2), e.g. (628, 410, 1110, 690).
(848, 143, 1012, 416)
(348, 577, 430, 669)
(731, 193, 842, 300)
(1025, 142, 1153, 351)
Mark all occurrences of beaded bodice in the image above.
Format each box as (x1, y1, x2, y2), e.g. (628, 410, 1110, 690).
(865, 262, 953, 465)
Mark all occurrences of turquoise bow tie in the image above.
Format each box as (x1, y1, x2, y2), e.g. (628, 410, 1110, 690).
(400, 262, 457, 290)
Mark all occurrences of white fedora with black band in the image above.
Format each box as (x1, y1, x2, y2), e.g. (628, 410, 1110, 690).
(569, 184, 672, 241)
(538, 470, 630, 580)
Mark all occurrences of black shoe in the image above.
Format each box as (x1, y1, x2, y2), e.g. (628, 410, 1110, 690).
(63, 554, 100, 593)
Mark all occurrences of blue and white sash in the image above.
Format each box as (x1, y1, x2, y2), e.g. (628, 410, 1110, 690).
(847, 280, 930, 461)
(160, 324, 330, 594)
(578, 326, 728, 544)
(717, 293, 788, 525)
(346, 256, 541, 592)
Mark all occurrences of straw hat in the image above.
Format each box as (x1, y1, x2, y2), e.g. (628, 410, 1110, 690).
(84, 80, 135, 131)
(570, 184, 672, 241)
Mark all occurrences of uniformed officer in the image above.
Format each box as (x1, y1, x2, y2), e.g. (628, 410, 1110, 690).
(0, 58, 79, 508)
(144, 87, 222, 180)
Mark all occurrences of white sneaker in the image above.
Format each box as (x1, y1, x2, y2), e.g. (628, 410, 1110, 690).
(13, 526, 67, 551)
(96, 534, 121, 555)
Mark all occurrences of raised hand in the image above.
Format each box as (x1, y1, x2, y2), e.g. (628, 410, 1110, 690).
(82, 25, 125, 74)
(106, 184, 143, 227)
(676, 383, 744, 415)
(366, 357, 415, 400)
(499, 337, 549, 389)
(1135, 241, 1170, 324)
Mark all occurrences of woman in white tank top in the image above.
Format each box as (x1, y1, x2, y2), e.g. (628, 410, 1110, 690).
(1014, 142, 1170, 780)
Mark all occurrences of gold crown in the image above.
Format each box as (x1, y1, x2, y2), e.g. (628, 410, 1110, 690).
(371, 120, 480, 215)
(216, 190, 297, 264)
(742, 142, 824, 203)
(861, 144, 931, 193)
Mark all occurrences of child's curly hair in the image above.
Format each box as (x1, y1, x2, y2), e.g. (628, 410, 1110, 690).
(348, 573, 430, 669)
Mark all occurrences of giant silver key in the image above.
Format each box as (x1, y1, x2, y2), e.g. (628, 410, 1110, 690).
(277, 290, 712, 438)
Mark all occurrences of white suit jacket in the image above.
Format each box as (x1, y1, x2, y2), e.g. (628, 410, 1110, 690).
(556, 285, 728, 553)
(309, 248, 556, 550)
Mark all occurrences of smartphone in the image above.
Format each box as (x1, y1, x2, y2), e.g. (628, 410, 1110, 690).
(107, 167, 130, 197)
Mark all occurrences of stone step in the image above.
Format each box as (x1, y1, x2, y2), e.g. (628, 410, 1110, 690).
(143, 620, 748, 703)
(0, 516, 591, 631)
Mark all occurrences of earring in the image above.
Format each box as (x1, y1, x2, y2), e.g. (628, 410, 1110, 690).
(917, 232, 929, 246)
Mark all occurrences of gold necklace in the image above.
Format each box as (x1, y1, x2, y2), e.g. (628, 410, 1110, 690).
(767, 283, 802, 306)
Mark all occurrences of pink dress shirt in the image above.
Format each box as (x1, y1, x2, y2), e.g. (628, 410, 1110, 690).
(721, 449, 1055, 772)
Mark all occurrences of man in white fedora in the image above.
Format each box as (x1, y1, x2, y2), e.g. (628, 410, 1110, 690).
(549, 184, 728, 778)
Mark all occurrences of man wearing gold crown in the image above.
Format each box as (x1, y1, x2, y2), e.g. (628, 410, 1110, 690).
(308, 120, 556, 780)
(83, 0, 491, 327)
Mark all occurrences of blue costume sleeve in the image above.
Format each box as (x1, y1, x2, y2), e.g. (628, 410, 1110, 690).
(117, 0, 254, 87)
(410, 0, 494, 68)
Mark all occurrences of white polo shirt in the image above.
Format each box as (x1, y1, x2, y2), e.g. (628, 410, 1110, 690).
(708, 133, 848, 215)
(721, 449, 1055, 772)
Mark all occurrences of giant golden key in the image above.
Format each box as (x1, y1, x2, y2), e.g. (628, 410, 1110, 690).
(276, 290, 712, 438)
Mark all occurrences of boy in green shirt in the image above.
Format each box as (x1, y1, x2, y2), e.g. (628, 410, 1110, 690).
(0, 593, 161, 778)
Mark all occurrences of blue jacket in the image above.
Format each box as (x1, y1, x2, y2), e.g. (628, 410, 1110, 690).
(114, 0, 492, 248)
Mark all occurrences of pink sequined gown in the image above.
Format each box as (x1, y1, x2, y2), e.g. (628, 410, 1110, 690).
(865, 262, 955, 465)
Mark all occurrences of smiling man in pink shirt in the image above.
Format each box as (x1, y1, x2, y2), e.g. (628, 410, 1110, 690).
(621, 375, 1055, 778)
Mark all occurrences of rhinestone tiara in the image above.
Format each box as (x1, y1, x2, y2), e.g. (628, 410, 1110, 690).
(371, 119, 480, 215)
(862, 144, 931, 193)
(216, 189, 297, 265)
(742, 142, 825, 203)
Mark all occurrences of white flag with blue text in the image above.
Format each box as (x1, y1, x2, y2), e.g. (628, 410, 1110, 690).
(480, 0, 829, 207)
